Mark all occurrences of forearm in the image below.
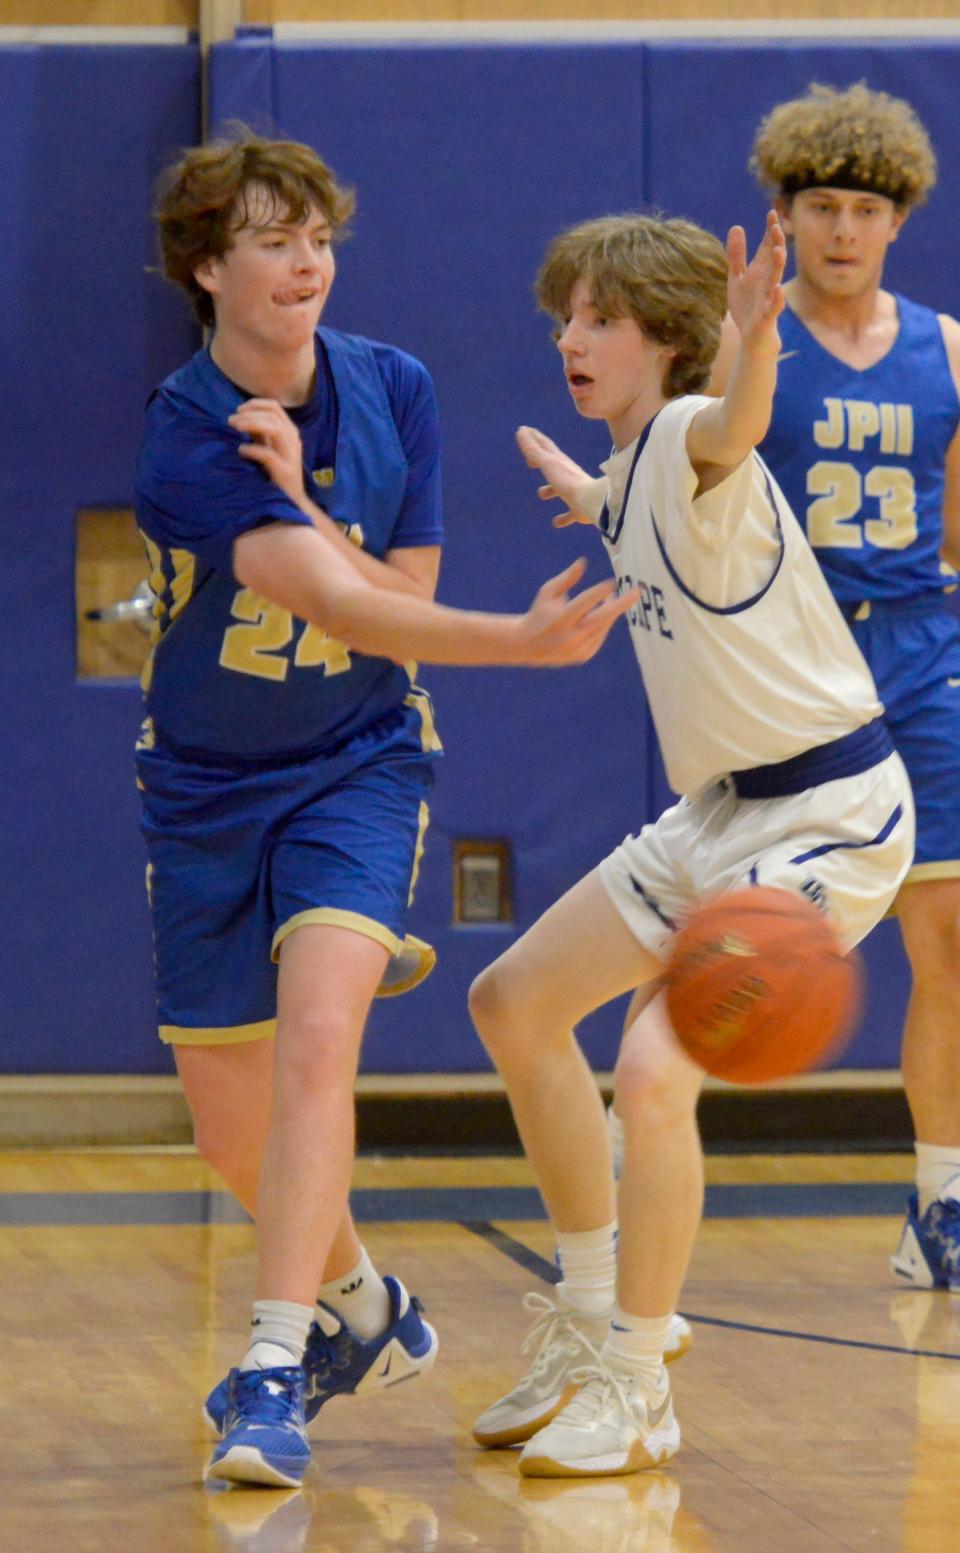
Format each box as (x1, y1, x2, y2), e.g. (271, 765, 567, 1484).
(329, 584, 525, 665)
(690, 339, 777, 466)
(296, 493, 431, 597)
(236, 525, 521, 666)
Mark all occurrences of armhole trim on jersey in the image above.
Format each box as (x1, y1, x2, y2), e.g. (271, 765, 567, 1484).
(650, 462, 785, 617)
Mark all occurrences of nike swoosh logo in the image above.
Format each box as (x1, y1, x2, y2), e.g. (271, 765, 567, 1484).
(648, 1393, 672, 1428)
(776, 350, 800, 364)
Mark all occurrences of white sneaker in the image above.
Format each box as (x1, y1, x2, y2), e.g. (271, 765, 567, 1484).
(519, 1363, 680, 1479)
(472, 1292, 611, 1448)
(664, 1312, 692, 1364)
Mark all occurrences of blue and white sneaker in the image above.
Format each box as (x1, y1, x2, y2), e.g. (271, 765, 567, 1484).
(206, 1366, 310, 1488)
(204, 1276, 438, 1436)
(891, 1189, 960, 1291)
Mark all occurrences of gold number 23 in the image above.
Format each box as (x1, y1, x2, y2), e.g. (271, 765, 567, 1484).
(806, 461, 918, 550)
(219, 589, 351, 681)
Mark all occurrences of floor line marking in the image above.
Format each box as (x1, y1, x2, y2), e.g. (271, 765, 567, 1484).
(461, 1220, 960, 1363)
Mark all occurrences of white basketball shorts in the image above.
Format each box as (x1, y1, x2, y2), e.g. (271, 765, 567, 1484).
(598, 751, 914, 959)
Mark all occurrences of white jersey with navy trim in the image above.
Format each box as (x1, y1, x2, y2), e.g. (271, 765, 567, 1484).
(589, 395, 883, 796)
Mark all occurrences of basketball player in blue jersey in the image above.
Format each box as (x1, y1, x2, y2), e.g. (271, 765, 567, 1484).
(728, 83, 960, 1292)
(136, 130, 634, 1489)
(611, 83, 960, 1309)
(468, 208, 912, 1478)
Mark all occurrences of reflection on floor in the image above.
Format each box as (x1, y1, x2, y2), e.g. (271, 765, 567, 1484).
(1, 1149, 957, 1553)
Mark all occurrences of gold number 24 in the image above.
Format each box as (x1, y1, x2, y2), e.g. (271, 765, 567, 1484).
(219, 590, 351, 681)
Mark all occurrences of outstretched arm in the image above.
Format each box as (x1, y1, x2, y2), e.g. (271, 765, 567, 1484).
(234, 522, 636, 668)
(229, 395, 637, 667)
(686, 210, 787, 486)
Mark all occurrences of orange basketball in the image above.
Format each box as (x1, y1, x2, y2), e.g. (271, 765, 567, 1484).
(664, 886, 862, 1083)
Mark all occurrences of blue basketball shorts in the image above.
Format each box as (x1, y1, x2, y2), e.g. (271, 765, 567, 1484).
(135, 706, 438, 1044)
(850, 597, 960, 880)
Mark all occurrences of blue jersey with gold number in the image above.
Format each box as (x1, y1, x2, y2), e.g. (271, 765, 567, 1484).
(134, 327, 443, 759)
(760, 296, 960, 604)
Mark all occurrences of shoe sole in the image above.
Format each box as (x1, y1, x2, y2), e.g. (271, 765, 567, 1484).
(472, 1381, 581, 1449)
(205, 1444, 307, 1489)
(519, 1426, 681, 1479)
(890, 1256, 960, 1292)
(472, 1327, 692, 1450)
(664, 1324, 693, 1365)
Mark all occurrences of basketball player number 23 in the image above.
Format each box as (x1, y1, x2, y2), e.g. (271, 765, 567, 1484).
(806, 461, 918, 550)
(219, 589, 351, 681)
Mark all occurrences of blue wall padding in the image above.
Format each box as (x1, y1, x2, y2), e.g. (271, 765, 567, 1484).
(209, 35, 942, 1072)
(6, 34, 953, 1072)
(0, 44, 200, 1073)
(642, 40, 960, 311)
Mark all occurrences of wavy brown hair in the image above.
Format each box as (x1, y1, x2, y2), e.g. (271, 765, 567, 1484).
(751, 82, 936, 209)
(535, 214, 728, 397)
(154, 126, 356, 325)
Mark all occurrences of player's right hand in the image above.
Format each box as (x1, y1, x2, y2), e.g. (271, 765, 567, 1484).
(516, 558, 639, 665)
(229, 398, 307, 505)
(516, 425, 601, 526)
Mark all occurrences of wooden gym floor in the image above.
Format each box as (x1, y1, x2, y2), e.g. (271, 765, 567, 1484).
(1, 1148, 958, 1553)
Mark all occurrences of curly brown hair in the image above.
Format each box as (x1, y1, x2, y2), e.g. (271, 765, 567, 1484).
(751, 82, 937, 209)
(535, 214, 728, 397)
(154, 126, 355, 325)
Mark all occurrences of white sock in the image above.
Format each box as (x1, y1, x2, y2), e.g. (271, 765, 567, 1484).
(316, 1247, 392, 1340)
(603, 1306, 673, 1390)
(555, 1222, 618, 1316)
(241, 1299, 314, 1371)
(915, 1143, 960, 1214)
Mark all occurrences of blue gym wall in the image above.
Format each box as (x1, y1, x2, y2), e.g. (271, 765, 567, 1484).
(4, 30, 957, 1074)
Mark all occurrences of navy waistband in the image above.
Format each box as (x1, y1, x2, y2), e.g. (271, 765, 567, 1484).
(731, 718, 894, 800)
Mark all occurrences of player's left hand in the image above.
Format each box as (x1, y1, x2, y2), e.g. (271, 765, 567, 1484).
(726, 210, 787, 355)
(229, 399, 306, 504)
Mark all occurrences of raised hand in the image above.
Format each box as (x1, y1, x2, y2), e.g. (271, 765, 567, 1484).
(726, 210, 787, 355)
(516, 425, 604, 527)
(516, 558, 639, 665)
(229, 399, 307, 504)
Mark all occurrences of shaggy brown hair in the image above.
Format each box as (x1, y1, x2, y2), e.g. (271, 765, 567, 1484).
(154, 127, 355, 325)
(535, 214, 728, 397)
(751, 82, 936, 209)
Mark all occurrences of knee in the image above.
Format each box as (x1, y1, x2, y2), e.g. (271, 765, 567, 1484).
(190, 1105, 262, 1186)
(614, 1043, 697, 1134)
(274, 1009, 362, 1096)
(468, 956, 542, 1064)
(468, 960, 514, 1051)
(903, 896, 960, 989)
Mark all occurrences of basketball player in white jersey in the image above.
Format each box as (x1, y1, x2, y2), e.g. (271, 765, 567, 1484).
(467, 210, 914, 1477)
